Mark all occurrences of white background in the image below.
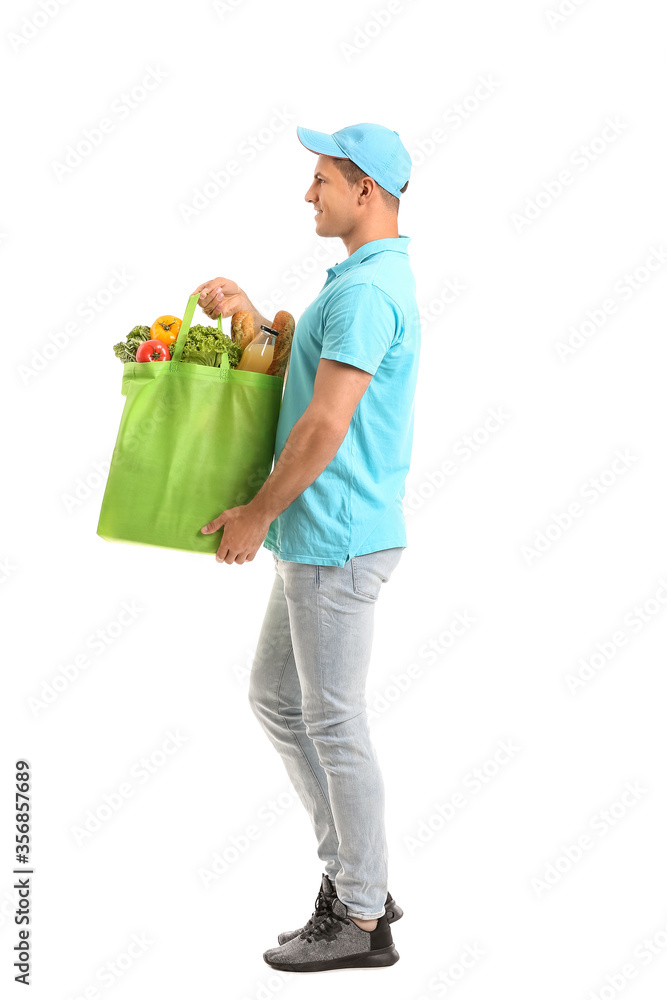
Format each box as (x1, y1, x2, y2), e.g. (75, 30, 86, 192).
(2, 0, 667, 997)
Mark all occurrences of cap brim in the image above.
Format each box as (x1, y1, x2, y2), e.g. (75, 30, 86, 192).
(296, 126, 347, 158)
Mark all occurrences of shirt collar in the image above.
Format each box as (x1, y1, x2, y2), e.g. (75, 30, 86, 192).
(326, 235, 412, 277)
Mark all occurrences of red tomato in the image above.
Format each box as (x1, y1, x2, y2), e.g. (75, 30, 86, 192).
(136, 339, 171, 363)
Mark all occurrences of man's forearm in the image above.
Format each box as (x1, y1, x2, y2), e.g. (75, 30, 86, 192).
(240, 287, 273, 333)
(250, 413, 347, 522)
(251, 308, 274, 332)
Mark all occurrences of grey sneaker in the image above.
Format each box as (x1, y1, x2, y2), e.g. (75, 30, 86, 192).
(264, 894, 399, 972)
(277, 872, 403, 945)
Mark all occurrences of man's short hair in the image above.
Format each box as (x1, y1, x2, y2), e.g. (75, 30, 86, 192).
(333, 157, 409, 212)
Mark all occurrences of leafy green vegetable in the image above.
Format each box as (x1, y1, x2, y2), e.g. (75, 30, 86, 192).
(113, 325, 152, 363)
(167, 324, 242, 368)
(113, 340, 139, 363)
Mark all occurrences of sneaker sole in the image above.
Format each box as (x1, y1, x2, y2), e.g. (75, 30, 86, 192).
(264, 943, 400, 972)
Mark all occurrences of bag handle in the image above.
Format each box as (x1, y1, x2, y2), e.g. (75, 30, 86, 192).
(169, 293, 230, 377)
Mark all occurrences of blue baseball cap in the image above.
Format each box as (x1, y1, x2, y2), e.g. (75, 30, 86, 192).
(296, 122, 411, 199)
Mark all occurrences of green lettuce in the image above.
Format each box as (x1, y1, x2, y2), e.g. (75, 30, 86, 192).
(113, 325, 152, 363)
(168, 324, 242, 368)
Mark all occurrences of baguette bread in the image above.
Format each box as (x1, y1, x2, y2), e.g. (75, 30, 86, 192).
(265, 310, 295, 379)
(230, 311, 255, 351)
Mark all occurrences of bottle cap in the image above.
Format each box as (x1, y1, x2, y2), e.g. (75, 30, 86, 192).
(260, 325, 279, 337)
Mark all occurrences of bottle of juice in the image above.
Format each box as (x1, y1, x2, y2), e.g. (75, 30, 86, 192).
(236, 325, 277, 374)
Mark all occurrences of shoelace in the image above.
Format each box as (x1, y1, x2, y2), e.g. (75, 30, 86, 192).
(298, 887, 332, 937)
(300, 905, 350, 943)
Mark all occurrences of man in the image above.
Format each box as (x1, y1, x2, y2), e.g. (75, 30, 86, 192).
(194, 122, 420, 973)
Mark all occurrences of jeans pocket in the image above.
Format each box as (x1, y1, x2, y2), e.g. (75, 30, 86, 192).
(351, 548, 403, 601)
(351, 556, 382, 601)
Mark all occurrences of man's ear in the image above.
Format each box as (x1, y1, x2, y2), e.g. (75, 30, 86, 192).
(358, 176, 374, 204)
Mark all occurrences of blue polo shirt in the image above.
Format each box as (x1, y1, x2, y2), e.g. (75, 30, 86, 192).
(262, 235, 420, 567)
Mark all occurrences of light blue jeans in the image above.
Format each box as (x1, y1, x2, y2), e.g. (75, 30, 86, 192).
(248, 546, 404, 919)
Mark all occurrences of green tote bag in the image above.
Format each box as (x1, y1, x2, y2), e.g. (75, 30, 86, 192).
(97, 293, 283, 555)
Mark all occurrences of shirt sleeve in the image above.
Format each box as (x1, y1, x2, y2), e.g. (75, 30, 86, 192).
(320, 282, 403, 376)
